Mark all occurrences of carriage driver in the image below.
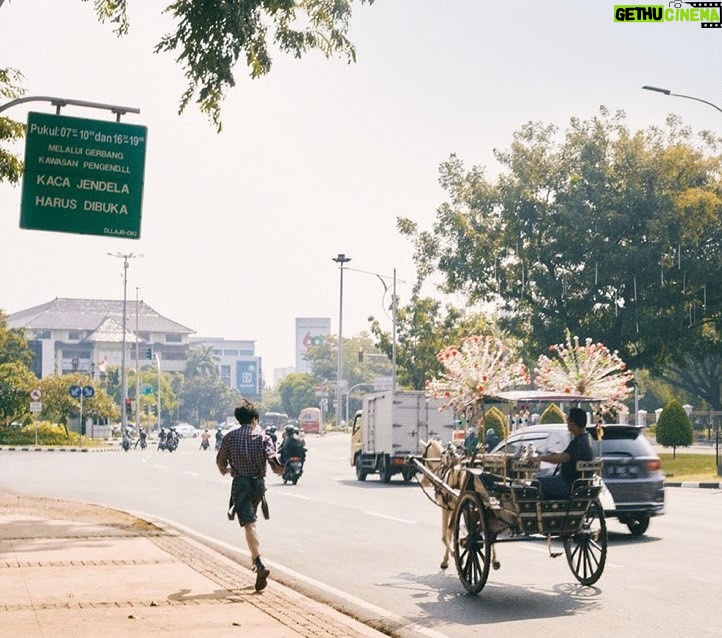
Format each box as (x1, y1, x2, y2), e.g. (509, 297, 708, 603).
(536, 407, 593, 499)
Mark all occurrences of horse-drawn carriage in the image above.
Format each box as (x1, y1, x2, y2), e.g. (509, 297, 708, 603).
(410, 390, 609, 595)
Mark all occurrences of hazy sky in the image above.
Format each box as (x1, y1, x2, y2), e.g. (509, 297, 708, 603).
(1, 1, 721, 380)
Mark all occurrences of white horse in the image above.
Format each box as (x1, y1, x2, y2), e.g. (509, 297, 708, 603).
(419, 438, 465, 569)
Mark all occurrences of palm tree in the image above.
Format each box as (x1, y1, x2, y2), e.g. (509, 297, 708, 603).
(185, 345, 219, 378)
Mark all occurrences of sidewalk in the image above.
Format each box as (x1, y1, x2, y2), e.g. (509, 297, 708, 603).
(0, 491, 388, 638)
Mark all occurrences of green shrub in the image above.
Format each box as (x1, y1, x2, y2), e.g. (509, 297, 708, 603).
(0, 421, 98, 446)
(540, 403, 565, 424)
(484, 406, 506, 437)
(656, 399, 693, 457)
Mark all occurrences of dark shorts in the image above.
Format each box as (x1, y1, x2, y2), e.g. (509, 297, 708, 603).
(231, 476, 266, 526)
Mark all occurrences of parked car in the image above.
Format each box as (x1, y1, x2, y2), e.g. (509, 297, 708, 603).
(491, 422, 665, 536)
(173, 423, 199, 438)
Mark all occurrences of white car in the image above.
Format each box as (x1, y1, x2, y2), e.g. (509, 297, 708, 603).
(173, 423, 199, 438)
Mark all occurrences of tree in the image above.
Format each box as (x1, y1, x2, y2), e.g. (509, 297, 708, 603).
(0, 362, 37, 426)
(185, 344, 220, 378)
(303, 332, 392, 419)
(400, 109, 722, 373)
(129, 368, 178, 429)
(1, 1, 373, 131)
(370, 295, 501, 390)
(0, 309, 33, 368)
(658, 354, 722, 411)
(277, 372, 317, 418)
(0, 68, 25, 184)
(38, 373, 118, 431)
(180, 374, 240, 425)
(655, 398, 693, 458)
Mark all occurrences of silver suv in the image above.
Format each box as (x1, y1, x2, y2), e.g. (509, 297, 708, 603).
(491, 423, 665, 536)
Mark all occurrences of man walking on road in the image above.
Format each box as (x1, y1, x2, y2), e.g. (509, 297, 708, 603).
(216, 399, 282, 591)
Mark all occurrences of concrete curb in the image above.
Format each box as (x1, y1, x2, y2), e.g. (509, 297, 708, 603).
(664, 481, 721, 489)
(0, 446, 118, 452)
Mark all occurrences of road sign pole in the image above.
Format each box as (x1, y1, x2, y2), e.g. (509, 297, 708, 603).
(155, 352, 161, 430)
(79, 391, 83, 448)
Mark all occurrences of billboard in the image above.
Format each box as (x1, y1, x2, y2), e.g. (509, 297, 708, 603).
(236, 360, 259, 397)
(295, 317, 331, 373)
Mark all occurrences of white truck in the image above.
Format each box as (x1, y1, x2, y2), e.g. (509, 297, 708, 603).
(350, 390, 457, 483)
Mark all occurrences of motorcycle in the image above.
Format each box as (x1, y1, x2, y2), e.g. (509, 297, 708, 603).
(122, 436, 131, 452)
(200, 438, 210, 451)
(282, 456, 304, 485)
(165, 430, 179, 452)
(139, 436, 147, 450)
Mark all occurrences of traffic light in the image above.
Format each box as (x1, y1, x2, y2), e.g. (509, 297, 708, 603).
(110, 369, 119, 384)
(358, 348, 364, 362)
(152, 405, 158, 416)
(145, 346, 153, 360)
(144, 404, 150, 415)
(125, 397, 132, 416)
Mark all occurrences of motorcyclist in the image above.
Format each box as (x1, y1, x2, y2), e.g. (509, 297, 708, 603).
(200, 428, 211, 450)
(215, 427, 224, 451)
(279, 425, 306, 465)
(265, 425, 278, 448)
(122, 428, 131, 451)
(134, 428, 147, 448)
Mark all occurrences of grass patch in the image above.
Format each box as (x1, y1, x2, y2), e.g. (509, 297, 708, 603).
(660, 452, 720, 481)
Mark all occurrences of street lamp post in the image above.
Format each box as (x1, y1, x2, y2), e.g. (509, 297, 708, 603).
(642, 85, 722, 114)
(643, 84, 722, 473)
(108, 252, 143, 431)
(332, 253, 351, 425)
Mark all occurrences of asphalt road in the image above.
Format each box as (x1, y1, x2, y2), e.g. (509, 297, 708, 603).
(1, 433, 721, 638)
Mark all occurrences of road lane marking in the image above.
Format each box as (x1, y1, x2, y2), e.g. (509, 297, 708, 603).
(365, 511, 417, 525)
(275, 492, 312, 501)
(183, 471, 199, 476)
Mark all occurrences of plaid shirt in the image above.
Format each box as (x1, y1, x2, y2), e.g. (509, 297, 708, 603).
(216, 423, 276, 478)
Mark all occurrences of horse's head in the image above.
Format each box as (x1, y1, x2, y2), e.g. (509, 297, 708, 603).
(418, 438, 444, 484)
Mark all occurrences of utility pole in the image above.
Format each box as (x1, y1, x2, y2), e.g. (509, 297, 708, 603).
(332, 253, 351, 425)
(135, 288, 141, 430)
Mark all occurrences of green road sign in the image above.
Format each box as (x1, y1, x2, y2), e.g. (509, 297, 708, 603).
(144, 385, 153, 395)
(19, 111, 147, 239)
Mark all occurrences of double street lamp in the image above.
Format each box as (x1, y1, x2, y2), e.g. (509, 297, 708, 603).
(108, 251, 143, 431)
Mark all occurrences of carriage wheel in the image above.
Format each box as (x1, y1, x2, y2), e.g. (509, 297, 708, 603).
(563, 499, 607, 586)
(453, 491, 491, 594)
